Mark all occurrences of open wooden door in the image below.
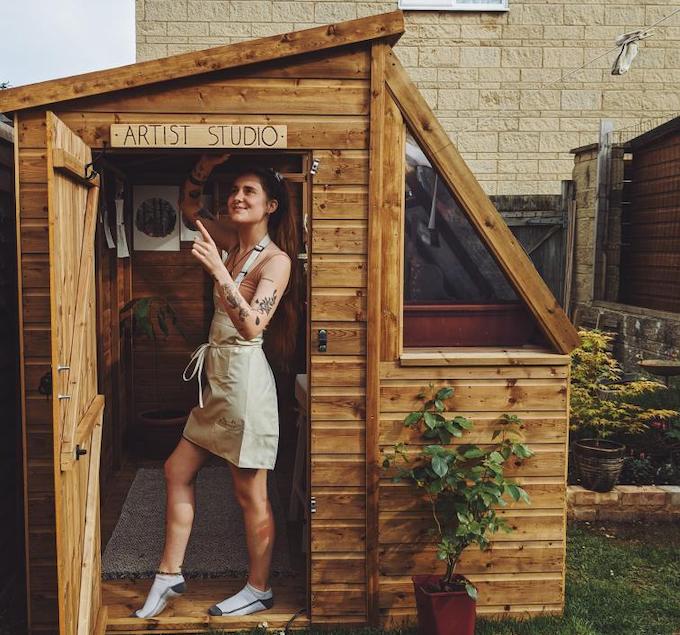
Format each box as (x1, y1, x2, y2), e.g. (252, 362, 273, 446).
(46, 112, 107, 635)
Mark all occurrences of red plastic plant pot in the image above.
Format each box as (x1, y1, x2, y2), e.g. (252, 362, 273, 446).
(412, 574, 476, 635)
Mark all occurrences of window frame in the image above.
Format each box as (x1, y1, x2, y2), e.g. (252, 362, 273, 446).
(398, 0, 509, 11)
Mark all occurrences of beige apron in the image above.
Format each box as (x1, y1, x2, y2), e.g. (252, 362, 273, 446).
(182, 237, 279, 469)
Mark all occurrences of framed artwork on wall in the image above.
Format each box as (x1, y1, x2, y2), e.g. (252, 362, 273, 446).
(132, 185, 181, 251)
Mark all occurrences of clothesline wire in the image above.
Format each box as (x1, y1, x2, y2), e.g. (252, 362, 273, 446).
(543, 6, 680, 87)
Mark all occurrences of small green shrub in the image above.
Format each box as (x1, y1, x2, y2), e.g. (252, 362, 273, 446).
(381, 383, 533, 599)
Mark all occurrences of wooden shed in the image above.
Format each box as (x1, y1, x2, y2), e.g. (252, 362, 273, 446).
(2, 10, 580, 634)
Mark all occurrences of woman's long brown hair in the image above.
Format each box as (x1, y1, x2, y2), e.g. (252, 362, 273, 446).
(237, 166, 300, 372)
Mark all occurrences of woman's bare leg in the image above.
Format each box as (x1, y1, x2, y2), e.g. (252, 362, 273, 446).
(159, 437, 211, 572)
(230, 464, 275, 590)
(207, 464, 275, 616)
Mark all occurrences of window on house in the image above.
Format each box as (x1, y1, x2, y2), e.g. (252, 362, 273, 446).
(398, 0, 508, 11)
(403, 129, 541, 348)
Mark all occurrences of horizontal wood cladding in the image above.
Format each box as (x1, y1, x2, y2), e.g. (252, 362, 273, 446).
(311, 386, 365, 420)
(311, 425, 365, 454)
(379, 572, 563, 610)
(398, 348, 570, 367)
(381, 360, 568, 380)
(310, 355, 365, 386)
(380, 379, 568, 413)
(20, 220, 49, 254)
(381, 445, 565, 479)
(380, 413, 567, 445)
(311, 288, 366, 321)
(312, 150, 368, 184)
(312, 553, 366, 584)
(380, 509, 564, 544)
(312, 219, 367, 254)
(58, 78, 370, 116)
(312, 456, 366, 487)
(18, 182, 48, 219)
(311, 487, 366, 520)
(378, 540, 563, 576)
(312, 254, 367, 287)
(24, 326, 51, 358)
(20, 113, 370, 151)
(312, 519, 365, 553)
(312, 584, 366, 616)
(380, 477, 565, 512)
(18, 149, 47, 183)
(311, 324, 365, 355)
(312, 185, 368, 219)
(21, 254, 50, 288)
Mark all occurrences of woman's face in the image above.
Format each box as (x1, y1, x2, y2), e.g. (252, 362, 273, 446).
(226, 173, 278, 224)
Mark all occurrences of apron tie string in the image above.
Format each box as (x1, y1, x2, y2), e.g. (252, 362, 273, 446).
(182, 342, 212, 408)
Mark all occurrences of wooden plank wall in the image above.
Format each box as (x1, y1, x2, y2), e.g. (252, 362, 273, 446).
(373, 88, 571, 625)
(377, 362, 570, 625)
(39, 44, 371, 626)
(14, 110, 61, 633)
(620, 131, 680, 312)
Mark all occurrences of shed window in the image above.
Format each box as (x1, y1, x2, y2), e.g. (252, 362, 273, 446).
(403, 129, 540, 347)
(398, 0, 508, 11)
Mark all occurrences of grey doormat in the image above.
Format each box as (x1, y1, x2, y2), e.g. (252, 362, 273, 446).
(102, 465, 293, 579)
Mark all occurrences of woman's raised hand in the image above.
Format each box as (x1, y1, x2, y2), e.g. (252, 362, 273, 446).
(191, 220, 226, 279)
(198, 152, 231, 169)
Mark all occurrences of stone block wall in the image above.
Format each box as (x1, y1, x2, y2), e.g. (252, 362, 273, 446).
(135, 0, 680, 196)
(567, 485, 680, 521)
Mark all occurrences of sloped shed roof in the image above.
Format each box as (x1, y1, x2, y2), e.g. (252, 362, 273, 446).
(1, 10, 580, 353)
(0, 11, 405, 113)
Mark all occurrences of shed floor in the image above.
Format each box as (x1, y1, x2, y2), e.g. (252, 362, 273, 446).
(102, 578, 308, 632)
(101, 453, 307, 632)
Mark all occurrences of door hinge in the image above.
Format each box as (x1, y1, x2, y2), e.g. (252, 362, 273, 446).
(310, 496, 317, 514)
(75, 445, 88, 460)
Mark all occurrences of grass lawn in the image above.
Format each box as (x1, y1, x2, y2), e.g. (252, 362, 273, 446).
(217, 520, 680, 635)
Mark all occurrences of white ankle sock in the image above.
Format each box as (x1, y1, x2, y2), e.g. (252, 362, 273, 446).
(208, 582, 274, 616)
(135, 573, 186, 618)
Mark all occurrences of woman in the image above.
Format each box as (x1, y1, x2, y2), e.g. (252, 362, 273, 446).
(135, 153, 298, 619)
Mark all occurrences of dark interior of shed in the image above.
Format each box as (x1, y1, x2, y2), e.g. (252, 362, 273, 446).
(92, 148, 309, 621)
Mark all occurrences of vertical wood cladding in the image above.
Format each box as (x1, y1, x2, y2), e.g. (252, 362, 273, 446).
(620, 132, 680, 312)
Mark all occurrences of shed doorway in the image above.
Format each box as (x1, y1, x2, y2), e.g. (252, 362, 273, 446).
(93, 147, 311, 629)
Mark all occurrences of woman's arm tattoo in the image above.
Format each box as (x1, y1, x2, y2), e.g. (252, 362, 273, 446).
(218, 278, 250, 322)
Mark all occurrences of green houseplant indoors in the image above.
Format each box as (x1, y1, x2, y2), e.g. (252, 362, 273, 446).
(570, 329, 678, 492)
(120, 296, 188, 459)
(381, 384, 534, 635)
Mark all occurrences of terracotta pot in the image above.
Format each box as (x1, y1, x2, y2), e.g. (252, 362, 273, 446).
(137, 409, 188, 460)
(573, 438, 625, 492)
(412, 574, 476, 635)
(403, 303, 536, 347)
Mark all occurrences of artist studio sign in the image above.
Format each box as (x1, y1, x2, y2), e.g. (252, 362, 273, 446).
(110, 123, 287, 148)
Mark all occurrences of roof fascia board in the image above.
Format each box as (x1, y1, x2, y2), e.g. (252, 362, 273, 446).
(383, 49, 580, 355)
(0, 10, 404, 115)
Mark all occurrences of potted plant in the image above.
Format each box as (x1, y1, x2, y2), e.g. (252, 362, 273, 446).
(120, 296, 188, 459)
(381, 384, 534, 635)
(569, 329, 678, 492)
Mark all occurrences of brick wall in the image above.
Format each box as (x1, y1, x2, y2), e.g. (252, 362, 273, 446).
(135, 0, 680, 195)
